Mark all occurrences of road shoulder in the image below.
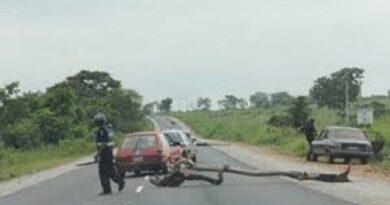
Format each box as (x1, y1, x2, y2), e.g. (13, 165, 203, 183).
(0, 155, 94, 198)
(206, 138, 390, 205)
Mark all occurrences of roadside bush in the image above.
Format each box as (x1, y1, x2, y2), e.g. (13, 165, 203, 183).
(267, 115, 292, 127)
(371, 101, 386, 117)
(1, 119, 40, 149)
(32, 109, 72, 145)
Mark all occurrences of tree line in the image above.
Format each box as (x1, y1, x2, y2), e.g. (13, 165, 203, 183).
(0, 70, 145, 150)
(150, 67, 388, 128)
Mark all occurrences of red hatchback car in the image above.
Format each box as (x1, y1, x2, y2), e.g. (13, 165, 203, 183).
(115, 131, 182, 177)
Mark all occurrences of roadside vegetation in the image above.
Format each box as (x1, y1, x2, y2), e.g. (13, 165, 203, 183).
(0, 70, 152, 181)
(173, 68, 390, 169)
(175, 107, 390, 168)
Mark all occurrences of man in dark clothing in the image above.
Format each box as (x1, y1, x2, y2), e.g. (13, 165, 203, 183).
(301, 118, 317, 161)
(301, 119, 316, 144)
(94, 113, 125, 195)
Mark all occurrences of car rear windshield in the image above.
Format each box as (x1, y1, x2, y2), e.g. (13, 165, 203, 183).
(330, 129, 366, 140)
(122, 135, 157, 150)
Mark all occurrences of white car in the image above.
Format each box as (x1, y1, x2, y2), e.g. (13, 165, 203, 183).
(163, 130, 198, 162)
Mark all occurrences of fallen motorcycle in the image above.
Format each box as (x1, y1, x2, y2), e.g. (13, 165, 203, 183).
(148, 158, 352, 187)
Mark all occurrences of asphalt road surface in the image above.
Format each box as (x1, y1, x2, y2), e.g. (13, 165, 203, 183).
(0, 116, 355, 205)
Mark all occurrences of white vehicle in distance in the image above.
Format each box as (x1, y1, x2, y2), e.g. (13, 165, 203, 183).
(163, 129, 198, 162)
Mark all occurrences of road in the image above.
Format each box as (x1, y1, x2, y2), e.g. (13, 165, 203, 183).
(0, 116, 355, 205)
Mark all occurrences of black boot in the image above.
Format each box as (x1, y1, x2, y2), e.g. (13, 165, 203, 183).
(118, 180, 126, 191)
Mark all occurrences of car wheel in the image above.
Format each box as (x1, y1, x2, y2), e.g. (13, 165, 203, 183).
(344, 158, 351, 164)
(306, 149, 318, 162)
(311, 153, 318, 162)
(360, 157, 368, 165)
(134, 169, 141, 176)
(326, 151, 334, 164)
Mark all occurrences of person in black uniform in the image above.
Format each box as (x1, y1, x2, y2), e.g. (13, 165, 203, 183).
(94, 113, 125, 195)
(301, 118, 317, 161)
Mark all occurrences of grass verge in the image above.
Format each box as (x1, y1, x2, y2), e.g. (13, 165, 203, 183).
(174, 108, 390, 169)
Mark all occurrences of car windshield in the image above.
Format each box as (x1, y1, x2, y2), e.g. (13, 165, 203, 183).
(164, 132, 184, 144)
(122, 135, 157, 150)
(330, 129, 366, 140)
(184, 132, 192, 140)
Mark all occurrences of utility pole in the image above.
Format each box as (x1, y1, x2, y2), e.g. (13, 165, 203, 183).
(345, 76, 350, 125)
(358, 79, 363, 108)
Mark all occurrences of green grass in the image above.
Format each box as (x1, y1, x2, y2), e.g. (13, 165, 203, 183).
(174, 108, 390, 169)
(174, 109, 311, 157)
(0, 117, 154, 182)
(0, 138, 94, 181)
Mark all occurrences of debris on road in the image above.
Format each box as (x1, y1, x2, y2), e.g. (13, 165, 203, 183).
(196, 142, 230, 147)
(148, 158, 351, 187)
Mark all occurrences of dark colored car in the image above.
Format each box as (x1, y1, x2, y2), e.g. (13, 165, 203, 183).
(115, 131, 182, 177)
(308, 127, 373, 164)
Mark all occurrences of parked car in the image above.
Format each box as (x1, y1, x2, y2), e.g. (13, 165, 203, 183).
(163, 130, 198, 162)
(308, 127, 373, 164)
(115, 131, 182, 177)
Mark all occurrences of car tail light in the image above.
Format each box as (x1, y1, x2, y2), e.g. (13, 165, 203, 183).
(116, 149, 133, 162)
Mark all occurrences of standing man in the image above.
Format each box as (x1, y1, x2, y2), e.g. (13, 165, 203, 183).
(94, 113, 125, 195)
(301, 118, 317, 161)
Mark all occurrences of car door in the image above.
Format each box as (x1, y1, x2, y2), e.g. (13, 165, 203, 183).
(312, 129, 328, 155)
(181, 132, 196, 157)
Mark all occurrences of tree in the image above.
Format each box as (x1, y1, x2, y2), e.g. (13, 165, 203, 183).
(237, 98, 248, 109)
(55, 70, 121, 99)
(143, 102, 158, 115)
(288, 96, 311, 128)
(159, 98, 173, 112)
(270, 92, 294, 106)
(105, 89, 143, 131)
(310, 68, 364, 109)
(0, 70, 146, 149)
(197, 97, 211, 110)
(249, 92, 269, 108)
(0, 83, 35, 128)
(44, 85, 77, 117)
(0, 82, 20, 104)
(218, 95, 240, 110)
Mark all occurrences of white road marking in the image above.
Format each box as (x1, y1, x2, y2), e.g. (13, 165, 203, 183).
(144, 175, 150, 181)
(135, 186, 144, 193)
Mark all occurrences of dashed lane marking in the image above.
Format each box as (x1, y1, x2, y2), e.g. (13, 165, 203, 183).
(135, 186, 144, 193)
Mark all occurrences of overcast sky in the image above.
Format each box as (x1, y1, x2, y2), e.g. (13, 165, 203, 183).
(1, 0, 390, 108)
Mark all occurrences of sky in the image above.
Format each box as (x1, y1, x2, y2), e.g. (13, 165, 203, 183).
(1, 0, 390, 109)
